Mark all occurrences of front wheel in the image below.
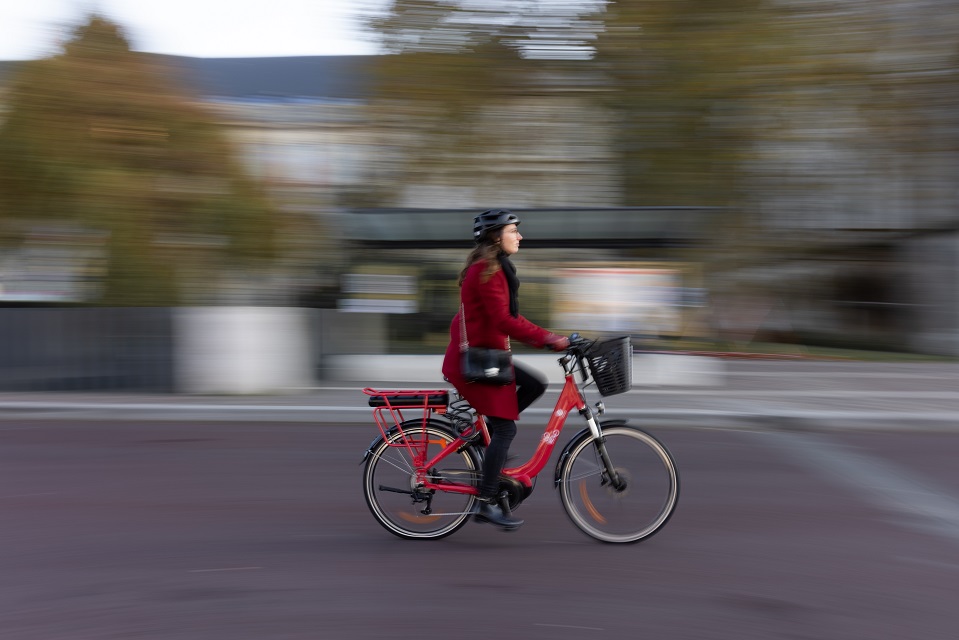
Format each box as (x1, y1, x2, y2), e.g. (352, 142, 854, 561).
(557, 425, 679, 543)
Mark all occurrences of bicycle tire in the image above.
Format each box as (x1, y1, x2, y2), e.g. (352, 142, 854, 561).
(363, 420, 481, 540)
(557, 423, 679, 544)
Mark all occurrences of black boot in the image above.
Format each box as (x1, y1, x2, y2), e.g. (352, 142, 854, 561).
(473, 497, 524, 531)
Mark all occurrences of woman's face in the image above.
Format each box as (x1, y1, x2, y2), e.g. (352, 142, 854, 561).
(498, 224, 522, 255)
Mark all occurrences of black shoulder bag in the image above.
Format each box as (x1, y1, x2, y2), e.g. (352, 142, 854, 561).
(459, 304, 513, 385)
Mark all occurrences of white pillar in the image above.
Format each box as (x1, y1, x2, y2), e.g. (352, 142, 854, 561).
(174, 307, 314, 394)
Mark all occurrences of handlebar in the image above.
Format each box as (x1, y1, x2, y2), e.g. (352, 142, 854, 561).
(562, 332, 595, 385)
(567, 332, 591, 348)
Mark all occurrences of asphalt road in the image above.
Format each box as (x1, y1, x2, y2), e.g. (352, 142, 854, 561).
(3, 415, 958, 639)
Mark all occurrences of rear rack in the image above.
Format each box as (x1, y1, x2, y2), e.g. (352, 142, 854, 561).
(363, 388, 450, 445)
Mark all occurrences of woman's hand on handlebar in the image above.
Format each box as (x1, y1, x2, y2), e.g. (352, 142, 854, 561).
(544, 333, 571, 352)
(566, 333, 596, 352)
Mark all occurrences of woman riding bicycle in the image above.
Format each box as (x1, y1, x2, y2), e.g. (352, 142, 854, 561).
(441, 209, 569, 531)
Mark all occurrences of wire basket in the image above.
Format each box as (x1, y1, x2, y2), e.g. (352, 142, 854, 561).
(585, 336, 632, 397)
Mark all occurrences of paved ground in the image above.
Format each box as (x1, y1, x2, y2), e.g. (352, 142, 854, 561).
(2, 415, 958, 639)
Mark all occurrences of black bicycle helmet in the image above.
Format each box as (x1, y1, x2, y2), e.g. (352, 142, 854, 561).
(473, 209, 520, 242)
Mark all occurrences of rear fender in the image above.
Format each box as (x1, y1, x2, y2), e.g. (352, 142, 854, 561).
(359, 417, 457, 464)
(360, 432, 388, 465)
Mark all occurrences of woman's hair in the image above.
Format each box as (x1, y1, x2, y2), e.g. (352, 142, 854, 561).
(458, 231, 503, 286)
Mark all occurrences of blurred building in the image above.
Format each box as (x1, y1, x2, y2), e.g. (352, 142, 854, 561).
(144, 56, 622, 211)
(169, 54, 959, 357)
(2, 36, 958, 356)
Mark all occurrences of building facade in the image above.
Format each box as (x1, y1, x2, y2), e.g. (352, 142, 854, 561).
(2, 43, 958, 355)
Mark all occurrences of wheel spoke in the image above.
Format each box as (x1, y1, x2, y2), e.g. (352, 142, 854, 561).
(370, 448, 416, 476)
(563, 466, 605, 483)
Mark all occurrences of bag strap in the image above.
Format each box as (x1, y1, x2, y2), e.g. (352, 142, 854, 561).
(461, 304, 511, 353)
(459, 304, 469, 353)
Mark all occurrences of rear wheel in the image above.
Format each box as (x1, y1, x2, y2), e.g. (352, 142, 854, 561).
(363, 421, 480, 540)
(558, 425, 679, 543)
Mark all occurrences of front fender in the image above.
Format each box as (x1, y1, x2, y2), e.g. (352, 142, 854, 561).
(553, 420, 631, 487)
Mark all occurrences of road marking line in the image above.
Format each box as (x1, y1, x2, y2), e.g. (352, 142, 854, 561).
(0, 492, 59, 499)
(534, 623, 605, 631)
(727, 372, 955, 379)
(757, 431, 959, 546)
(896, 556, 959, 570)
(188, 566, 262, 573)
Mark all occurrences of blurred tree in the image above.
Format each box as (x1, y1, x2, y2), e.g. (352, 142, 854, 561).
(371, 0, 605, 59)
(364, 0, 606, 202)
(365, 1, 936, 217)
(0, 15, 277, 305)
(595, 0, 797, 208)
(365, 1, 801, 211)
(590, 0, 801, 306)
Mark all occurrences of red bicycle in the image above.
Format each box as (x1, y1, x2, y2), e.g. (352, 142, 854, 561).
(361, 335, 679, 543)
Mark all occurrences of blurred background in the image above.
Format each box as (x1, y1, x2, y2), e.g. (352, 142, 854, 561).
(1, 1, 958, 392)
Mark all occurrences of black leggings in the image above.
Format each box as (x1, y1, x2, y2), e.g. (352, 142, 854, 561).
(479, 362, 548, 499)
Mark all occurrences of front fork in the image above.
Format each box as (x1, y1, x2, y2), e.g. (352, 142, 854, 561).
(581, 408, 627, 491)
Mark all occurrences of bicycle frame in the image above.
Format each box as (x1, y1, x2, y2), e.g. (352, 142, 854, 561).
(363, 352, 605, 496)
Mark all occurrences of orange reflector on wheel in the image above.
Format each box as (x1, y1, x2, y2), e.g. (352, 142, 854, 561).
(579, 481, 607, 525)
(398, 512, 441, 523)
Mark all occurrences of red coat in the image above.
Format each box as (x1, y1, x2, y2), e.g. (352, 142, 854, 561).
(441, 259, 552, 420)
